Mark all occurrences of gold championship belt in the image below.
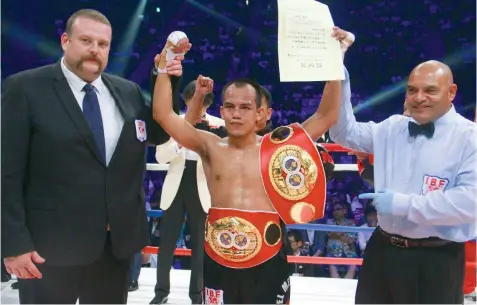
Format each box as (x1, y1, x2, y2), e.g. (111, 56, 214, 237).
(259, 123, 326, 224)
(205, 208, 282, 269)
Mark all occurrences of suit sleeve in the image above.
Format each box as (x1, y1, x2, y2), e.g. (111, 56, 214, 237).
(155, 138, 182, 164)
(144, 68, 182, 146)
(1, 75, 36, 257)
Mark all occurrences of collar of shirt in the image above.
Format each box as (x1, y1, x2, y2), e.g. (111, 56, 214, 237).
(408, 104, 457, 128)
(60, 57, 105, 95)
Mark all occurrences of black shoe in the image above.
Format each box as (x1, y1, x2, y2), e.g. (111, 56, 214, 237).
(1, 273, 11, 282)
(190, 296, 202, 304)
(11, 281, 19, 289)
(149, 295, 168, 304)
(127, 281, 138, 292)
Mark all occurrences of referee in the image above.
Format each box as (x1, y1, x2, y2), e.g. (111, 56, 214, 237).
(329, 58, 476, 303)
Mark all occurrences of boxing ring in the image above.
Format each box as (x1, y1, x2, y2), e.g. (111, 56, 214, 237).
(1, 143, 475, 304)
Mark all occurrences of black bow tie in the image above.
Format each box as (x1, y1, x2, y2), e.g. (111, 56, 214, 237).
(408, 121, 435, 138)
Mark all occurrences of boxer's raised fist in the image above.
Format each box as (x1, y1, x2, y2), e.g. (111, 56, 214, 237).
(156, 31, 192, 74)
(162, 31, 191, 61)
(195, 75, 214, 96)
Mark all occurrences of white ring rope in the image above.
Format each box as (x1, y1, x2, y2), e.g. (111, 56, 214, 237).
(146, 163, 358, 172)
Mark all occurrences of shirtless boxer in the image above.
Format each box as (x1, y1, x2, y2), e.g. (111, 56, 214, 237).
(152, 28, 353, 304)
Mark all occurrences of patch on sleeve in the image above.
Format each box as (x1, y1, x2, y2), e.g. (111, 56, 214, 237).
(421, 175, 449, 195)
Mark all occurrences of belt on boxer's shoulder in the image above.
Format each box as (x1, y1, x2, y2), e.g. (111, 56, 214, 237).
(205, 207, 282, 269)
(378, 227, 451, 248)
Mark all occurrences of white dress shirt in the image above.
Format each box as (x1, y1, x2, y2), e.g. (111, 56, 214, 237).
(358, 223, 374, 251)
(329, 67, 477, 242)
(60, 58, 124, 165)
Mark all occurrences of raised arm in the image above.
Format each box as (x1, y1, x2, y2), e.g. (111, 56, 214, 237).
(152, 35, 218, 156)
(184, 75, 229, 138)
(301, 80, 341, 140)
(327, 67, 375, 153)
(184, 75, 212, 125)
(326, 27, 375, 154)
(300, 27, 347, 141)
(141, 73, 181, 146)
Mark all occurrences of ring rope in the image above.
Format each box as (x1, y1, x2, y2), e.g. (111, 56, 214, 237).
(145, 142, 476, 268)
(146, 163, 358, 172)
(141, 246, 476, 268)
(146, 210, 375, 232)
(146, 143, 358, 172)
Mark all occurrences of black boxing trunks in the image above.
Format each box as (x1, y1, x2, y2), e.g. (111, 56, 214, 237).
(203, 208, 290, 304)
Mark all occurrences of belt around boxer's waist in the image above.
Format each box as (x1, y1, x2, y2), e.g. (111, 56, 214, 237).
(378, 227, 451, 248)
(205, 207, 282, 269)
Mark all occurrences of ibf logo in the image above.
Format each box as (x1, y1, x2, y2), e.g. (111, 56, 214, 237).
(204, 287, 224, 305)
(421, 175, 449, 195)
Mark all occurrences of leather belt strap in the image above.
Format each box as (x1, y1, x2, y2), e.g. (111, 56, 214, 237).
(378, 227, 451, 248)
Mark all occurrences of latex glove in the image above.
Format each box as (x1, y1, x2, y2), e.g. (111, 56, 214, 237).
(358, 190, 396, 215)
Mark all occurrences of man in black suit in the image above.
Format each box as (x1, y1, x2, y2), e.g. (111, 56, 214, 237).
(1, 9, 182, 304)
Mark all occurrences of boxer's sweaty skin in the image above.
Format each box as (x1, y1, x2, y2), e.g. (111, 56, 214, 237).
(154, 77, 339, 212)
(153, 31, 346, 212)
(201, 135, 275, 211)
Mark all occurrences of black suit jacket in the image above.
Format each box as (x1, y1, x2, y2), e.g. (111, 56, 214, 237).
(1, 62, 180, 266)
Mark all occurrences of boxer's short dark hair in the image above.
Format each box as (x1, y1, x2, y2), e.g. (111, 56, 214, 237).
(260, 86, 272, 108)
(222, 78, 263, 108)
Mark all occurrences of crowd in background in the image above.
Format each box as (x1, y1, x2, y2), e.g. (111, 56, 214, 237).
(2, 0, 475, 282)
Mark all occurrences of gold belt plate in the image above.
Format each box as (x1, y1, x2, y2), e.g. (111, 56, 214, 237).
(206, 217, 262, 262)
(268, 144, 318, 201)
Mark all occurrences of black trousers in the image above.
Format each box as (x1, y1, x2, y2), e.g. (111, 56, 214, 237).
(355, 227, 465, 304)
(154, 160, 206, 301)
(18, 233, 130, 304)
(203, 248, 291, 304)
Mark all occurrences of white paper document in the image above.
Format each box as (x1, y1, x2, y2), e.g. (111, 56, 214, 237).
(277, 0, 344, 82)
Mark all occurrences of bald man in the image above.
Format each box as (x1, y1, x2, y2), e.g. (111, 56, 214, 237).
(329, 56, 477, 304)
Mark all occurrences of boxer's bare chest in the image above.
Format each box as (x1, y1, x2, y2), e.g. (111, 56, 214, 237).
(204, 144, 275, 211)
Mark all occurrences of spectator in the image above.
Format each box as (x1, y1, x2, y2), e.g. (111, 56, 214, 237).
(357, 205, 378, 252)
(326, 203, 358, 279)
(288, 230, 313, 277)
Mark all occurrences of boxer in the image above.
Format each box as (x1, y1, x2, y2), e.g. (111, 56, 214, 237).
(151, 29, 353, 304)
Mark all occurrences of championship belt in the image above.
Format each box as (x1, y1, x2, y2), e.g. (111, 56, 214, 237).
(205, 208, 282, 269)
(259, 123, 326, 224)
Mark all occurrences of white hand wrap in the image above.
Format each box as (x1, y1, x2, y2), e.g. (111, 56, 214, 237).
(157, 31, 188, 74)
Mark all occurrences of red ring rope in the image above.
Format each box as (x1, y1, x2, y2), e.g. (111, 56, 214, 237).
(142, 246, 476, 268)
(321, 143, 353, 152)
